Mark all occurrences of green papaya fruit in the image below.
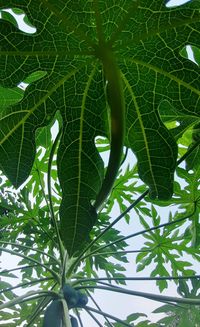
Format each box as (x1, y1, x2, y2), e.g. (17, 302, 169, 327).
(76, 291, 88, 307)
(70, 315, 79, 327)
(63, 285, 78, 308)
(43, 299, 63, 327)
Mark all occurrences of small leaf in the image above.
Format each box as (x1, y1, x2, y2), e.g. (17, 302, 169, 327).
(0, 86, 24, 109)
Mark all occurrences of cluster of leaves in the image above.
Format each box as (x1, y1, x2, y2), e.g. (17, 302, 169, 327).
(0, 0, 200, 326)
(0, 138, 132, 326)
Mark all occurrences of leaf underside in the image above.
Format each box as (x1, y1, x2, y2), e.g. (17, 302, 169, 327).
(0, 0, 200, 254)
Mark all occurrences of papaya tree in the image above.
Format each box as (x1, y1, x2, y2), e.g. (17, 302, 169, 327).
(0, 0, 200, 326)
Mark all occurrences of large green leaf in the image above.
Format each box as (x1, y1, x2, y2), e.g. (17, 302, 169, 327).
(117, 0, 200, 199)
(57, 66, 106, 254)
(0, 0, 200, 254)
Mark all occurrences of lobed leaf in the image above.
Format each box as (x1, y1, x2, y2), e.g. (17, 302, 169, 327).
(0, 0, 200, 254)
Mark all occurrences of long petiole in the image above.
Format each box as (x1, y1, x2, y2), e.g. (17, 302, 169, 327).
(47, 128, 65, 263)
(85, 306, 132, 326)
(85, 308, 104, 327)
(83, 205, 196, 259)
(35, 163, 50, 211)
(0, 290, 58, 310)
(72, 189, 148, 271)
(0, 240, 59, 265)
(77, 139, 200, 265)
(0, 264, 38, 275)
(31, 166, 58, 246)
(75, 309, 84, 327)
(86, 248, 153, 257)
(73, 274, 200, 286)
(0, 246, 59, 281)
(80, 285, 200, 305)
(0, 277, 53, 295)
(61, 299, 72, 327)
(86, 289, 114, 327)
(26, 283, 57, 326)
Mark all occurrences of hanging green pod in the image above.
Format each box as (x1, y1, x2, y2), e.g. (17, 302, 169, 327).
(43, 299, 63, 327)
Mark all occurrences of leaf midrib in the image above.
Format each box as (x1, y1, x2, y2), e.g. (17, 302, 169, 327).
(0, 51, 95, 56)
(70, 64, 98, 253)
(0, 64, 89, 147)
(16, 124, 24, 186)
(124, 58, 200, 98)
(121, 71, 158, 196)
(114, 16, 200, 49)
